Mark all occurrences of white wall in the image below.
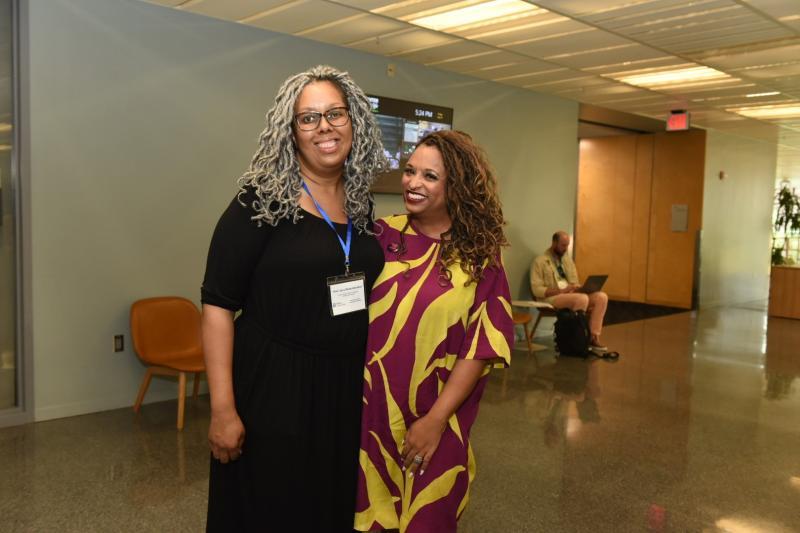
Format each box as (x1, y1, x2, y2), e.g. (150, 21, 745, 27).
(27, 0, 578, 420)
(699, 130, 777, 308)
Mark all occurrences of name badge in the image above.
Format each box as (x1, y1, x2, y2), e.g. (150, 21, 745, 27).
(327, 273, 367, 317)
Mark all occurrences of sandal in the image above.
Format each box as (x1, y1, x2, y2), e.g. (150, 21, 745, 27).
(594, 350, 620, 360)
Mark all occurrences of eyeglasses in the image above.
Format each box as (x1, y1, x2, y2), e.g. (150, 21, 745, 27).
(294, 107, 350, 131)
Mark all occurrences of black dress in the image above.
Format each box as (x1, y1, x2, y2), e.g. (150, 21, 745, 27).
(201, 190, 384, 532)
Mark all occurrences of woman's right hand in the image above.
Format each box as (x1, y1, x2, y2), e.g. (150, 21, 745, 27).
(208, 408, 245, 464)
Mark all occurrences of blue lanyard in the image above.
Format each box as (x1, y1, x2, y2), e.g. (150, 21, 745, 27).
(302, 181, 352, 273)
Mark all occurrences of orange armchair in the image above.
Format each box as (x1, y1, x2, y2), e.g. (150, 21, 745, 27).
(130, 296, 205, 430)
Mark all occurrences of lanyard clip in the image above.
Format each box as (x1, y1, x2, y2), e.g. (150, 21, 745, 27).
(345, 261, 351, 275)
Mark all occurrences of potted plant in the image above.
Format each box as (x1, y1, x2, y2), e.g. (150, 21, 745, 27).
(772, 184, 800, 266)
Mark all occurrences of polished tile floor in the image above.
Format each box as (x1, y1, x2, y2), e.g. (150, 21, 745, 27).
(1, 303, 799, 532)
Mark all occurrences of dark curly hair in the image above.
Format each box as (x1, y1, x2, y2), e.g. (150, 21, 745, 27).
(401, 130, 508, 284)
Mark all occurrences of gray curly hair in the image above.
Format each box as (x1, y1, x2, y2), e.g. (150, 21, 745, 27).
(237, 65, 388, 234)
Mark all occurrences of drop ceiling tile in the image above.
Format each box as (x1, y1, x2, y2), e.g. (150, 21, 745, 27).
(583, 56, 685, 75)
(624, 13, 768, 42)
(502, 28, 633, 59)
(658, 28, 795, 54)
(394, 39, 497, 64)
(146, 0, 187, 6)
(473, 18, 588, 47)
(424, 50, 530, 73)
(247, 0, 363, 34)
(529, 0, 665, 18)
(367, 0, 479, 19)
(347, 27, 458, 56)
(734, 63, 800, 79)
(329, 0, 398, 9)
(466, 58, 561, 80)
(604, 2, 747, 33)
(702, 44, 800, 70)
(648, 23, 790, 49)
(494, 68, 580, 88)
(181, 0, 290, 20)
(451, 11, 565, 40)
(527, 75, 612, 89)
(742, 0, 800, 21)
(300, 14, 411, 45)
(548, 44, 667, 70)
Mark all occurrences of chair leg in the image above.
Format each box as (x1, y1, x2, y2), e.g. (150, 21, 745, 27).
(177, 371, 187, 431)
(192, 372, 201, 399)
(532, 313, 543, 338)
(522, 320, 533, 356)
(133, 368, 153, 413)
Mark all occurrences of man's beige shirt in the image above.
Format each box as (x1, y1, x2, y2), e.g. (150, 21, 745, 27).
(530, 249, 579, 302)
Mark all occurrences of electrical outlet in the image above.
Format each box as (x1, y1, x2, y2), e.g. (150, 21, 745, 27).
(113, 335, 124, 352)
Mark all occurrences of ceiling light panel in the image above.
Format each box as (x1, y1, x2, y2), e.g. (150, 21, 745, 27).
(405, 0, 544, 33)
(609, 65, 733, 90)
(728, 103, 800, 120)
(746, 91, 781, 97)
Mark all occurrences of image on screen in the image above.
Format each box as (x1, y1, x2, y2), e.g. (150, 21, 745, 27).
(368, 95, 454, 194)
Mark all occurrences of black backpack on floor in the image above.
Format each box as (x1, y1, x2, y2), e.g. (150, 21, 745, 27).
(553, 308, 592, 358)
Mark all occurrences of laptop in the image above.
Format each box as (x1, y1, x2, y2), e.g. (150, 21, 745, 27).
(577, 275, 608, 294)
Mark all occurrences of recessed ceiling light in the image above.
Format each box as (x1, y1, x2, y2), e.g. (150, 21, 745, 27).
(745, 91, 780, 98)
(727, 103, 800, 119)
(608, 66, 731, 89)
(406, 0, 543, 32)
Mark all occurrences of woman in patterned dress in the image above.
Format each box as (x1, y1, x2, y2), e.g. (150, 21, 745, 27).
(355, 130, 514, 532)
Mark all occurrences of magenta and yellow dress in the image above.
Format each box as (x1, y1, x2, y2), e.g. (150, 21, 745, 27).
(355, 215, 514, 532)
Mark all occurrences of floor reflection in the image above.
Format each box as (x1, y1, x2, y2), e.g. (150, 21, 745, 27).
(465, 303, 800, 532)
(1, 303, 799, 532)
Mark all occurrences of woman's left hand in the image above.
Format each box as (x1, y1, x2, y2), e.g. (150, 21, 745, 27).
(402, 414, 447, 476)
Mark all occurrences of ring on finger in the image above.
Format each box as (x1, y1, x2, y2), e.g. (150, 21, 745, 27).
(413, 455, 424, 464)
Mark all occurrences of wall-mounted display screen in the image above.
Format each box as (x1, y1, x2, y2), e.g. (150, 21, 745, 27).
(367, 95, 453, 194)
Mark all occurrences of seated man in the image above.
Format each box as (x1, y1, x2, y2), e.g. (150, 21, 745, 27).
(530, 231, 608, 351)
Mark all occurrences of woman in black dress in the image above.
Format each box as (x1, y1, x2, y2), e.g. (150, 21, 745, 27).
(201, 65, 387, 532)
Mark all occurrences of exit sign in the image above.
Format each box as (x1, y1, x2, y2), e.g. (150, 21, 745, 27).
(667, 110, 690, 131)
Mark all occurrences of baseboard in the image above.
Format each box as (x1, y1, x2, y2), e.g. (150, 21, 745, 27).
(34, 382, 209, 422)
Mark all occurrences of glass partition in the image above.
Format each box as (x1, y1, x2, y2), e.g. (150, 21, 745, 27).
(0, 0, 18, 411)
